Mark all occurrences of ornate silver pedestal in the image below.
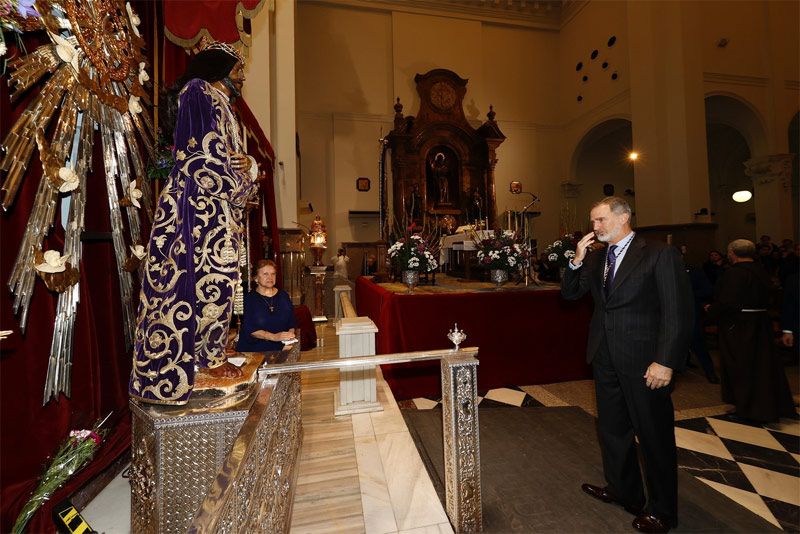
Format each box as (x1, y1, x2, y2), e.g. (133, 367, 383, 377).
(131, 346, 302, 534)
(441, 353, 482, 532)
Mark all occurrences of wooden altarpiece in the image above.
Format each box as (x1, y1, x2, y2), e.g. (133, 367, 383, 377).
(387, 69, 505, 230)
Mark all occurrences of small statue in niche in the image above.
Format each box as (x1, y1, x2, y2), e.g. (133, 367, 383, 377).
(407, 183, 422, 221)
(470, 187, 483, 223)
(431, 152, 450, 205)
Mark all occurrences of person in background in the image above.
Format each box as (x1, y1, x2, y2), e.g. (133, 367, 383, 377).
(702, 250, 727, 287)
(780, 271, 799, 354)
(365, 253, 378, 275)
(237, 260, 297, 354)
(333, 247, 350, 280)
(704, 240, 795, 423)
(684, 257, 720, 384)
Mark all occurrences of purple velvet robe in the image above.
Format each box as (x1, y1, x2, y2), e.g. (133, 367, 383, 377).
(129, 79, 257, 405)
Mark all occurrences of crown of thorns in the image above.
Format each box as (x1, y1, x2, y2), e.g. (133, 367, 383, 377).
(199, 36, 245, 65)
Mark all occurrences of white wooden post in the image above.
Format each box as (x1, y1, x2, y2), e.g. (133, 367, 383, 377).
(334, 317, 382, 415)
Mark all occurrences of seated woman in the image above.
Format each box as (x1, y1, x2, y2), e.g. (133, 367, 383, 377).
(237, 260, 297, 356)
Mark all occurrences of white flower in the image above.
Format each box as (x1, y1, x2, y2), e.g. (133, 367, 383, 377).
(0, 42, 7, 57)
(126, 2, 141, 37)
(138, 62, 149, 85)
(514, 244, 521, 252)
(128, 180, 143, 208)
(565, 250, 576, 258)
(548, 253, 558, 262)
(128, 95, 142, 115)
(508, 256, 516, 266)
(503, 230, 514, 237)
(57, 167, 79, 193)
(36, 250, 70, 273)
(130, 244, 146, 260)
(410, 235, 423, 241)
(552, 240, 562, 247)
(477, 251, 484, 259)
(70, 430, 92, 440)
(503, 246, 511, 253)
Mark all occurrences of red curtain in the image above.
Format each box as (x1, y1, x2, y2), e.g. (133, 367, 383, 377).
(1, 4, 281, 530)
(163, 0, 265, 47)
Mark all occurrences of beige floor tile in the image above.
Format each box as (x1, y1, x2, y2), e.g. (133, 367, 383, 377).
(674, 427, 734, 460)
(355, 435, 398, 534)
(371, 406, 409, 435)
(707, 418, 785, 451)
(739, 462, 800, 506)
(484, 387, 526, 406)
(376, 432, 449, 531)
(352, 412, 375, 437)
(397, 522, 455, 534)
(695, 477, 781, 529)
(412, 397, 439, 410)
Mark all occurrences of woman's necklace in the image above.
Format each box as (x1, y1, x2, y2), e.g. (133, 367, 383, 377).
(258, 289, 277, 313)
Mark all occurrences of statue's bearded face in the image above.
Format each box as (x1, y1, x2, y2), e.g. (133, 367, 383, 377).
(223, 61, 245, 101)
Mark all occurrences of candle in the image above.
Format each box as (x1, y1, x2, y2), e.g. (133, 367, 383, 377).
(507, 209, 511, 229)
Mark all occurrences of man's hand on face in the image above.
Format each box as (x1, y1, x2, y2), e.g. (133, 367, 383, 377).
(572, 232, 596, 265)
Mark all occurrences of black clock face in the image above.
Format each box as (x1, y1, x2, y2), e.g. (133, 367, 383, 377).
(430, 81, 456, 111)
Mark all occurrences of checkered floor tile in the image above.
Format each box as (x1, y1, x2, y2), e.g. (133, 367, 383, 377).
(675, 414, 800, 531)
(400, 386, 800, 530)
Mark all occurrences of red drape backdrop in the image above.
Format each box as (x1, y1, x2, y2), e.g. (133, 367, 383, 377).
(1, 4, 281, 531)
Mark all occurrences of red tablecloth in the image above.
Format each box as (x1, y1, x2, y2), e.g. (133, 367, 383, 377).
(355, 277, 593, 399)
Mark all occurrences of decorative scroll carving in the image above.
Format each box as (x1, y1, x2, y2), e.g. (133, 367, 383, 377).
(745, 154, 795, 191)
(441, 353, 482, 533)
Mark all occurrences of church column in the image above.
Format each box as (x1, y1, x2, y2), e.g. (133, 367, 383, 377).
(626, 1, 711, 227)
(273, 0, 297, 229)
(745, 154, 796, 241)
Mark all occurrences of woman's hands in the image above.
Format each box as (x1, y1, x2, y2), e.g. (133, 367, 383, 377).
(253, 329, 295, 342)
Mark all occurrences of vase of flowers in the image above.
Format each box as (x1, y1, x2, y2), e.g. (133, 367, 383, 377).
(401, 269, 420, 293)
(489, 268, 509, 288)
(543, 233, 579, 280)
(475, 230, 528, 286)
(387, 233, 438, 293)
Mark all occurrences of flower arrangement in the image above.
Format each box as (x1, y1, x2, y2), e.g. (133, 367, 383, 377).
(544, 233, 579, 269)
(474, 229, 528, 272)
(146, 130, 176, 182)
(387, 233, 439, 272)
(12, 414, 111, 534)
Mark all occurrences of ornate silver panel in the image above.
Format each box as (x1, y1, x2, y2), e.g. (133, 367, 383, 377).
(441, 354, 482, 533)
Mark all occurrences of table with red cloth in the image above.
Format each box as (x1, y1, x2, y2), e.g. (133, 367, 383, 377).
(355, 276, 594, 400)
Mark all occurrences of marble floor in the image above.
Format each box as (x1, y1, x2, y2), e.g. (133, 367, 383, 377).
(81, 323, 454, 534)
(79, 324, 799, 533)
(403, 373, 800, 532)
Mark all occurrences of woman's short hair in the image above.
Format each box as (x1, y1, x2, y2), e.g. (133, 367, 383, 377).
(727, 239, 756, 259)
(254, 259, 278, 274)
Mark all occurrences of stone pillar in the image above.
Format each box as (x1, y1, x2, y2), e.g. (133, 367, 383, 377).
(745, 154, 796, 241)
(334, 317, 382, 415)
(627, 1, 711, 227)
(274, 0, 297, 229)
(309, 265, 327, 321)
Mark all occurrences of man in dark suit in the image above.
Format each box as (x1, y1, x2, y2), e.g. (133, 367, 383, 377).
(562, 197, 692, 534)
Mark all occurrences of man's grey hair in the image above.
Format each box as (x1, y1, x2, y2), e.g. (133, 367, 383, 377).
(728, 239, 756, 259)
(592, 196, 632, 217)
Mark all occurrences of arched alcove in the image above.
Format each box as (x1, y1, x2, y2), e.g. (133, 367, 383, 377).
(704, 93, 768, 157)
(568, 118, 635, 232)
(705, 122, 754, 245)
